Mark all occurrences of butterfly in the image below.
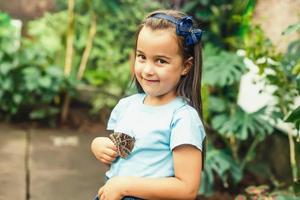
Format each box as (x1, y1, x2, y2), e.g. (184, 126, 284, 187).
(109, 132, 135, 158)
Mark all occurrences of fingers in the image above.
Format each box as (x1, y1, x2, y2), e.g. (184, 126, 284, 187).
(106, 140, 118, 151)
(98, 186, 104, 200)
(97, 147, 118, 163)
(104, 148, 118, 158)
(93, 137, 117, 153)
(101, 152, 119, 164)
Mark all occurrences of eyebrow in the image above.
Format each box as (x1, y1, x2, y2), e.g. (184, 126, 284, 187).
(136, 50, 171, 60)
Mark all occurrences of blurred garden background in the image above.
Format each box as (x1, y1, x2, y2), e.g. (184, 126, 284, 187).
(0, 0, 300, 199)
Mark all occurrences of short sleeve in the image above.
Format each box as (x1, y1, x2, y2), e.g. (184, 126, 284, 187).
(170, 106, 206, 151)
(107, 98, 129, 130)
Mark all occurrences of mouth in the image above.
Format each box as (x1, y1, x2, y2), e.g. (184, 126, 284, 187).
(143, 78, 159, 83)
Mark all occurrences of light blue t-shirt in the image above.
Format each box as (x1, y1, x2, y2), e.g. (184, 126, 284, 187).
(106, 93, 206, 178)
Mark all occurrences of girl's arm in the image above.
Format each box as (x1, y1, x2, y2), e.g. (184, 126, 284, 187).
(100, 144, 202, 200)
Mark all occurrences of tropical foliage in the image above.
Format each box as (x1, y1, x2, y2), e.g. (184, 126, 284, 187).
(0, 12, 76, 124)
(0, 0, 299, 198)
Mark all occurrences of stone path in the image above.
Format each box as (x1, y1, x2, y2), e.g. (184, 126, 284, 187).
(0, 124, 107, 200)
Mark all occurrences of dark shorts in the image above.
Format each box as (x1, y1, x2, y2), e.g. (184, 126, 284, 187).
(94, 196, 141, 200)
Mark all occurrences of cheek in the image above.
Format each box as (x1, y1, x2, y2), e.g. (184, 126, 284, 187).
(160, 66, 181, 79)
(134, 62, 142, 77)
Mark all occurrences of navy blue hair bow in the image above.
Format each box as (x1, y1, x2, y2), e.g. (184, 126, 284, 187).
(151, 13, 202, 46)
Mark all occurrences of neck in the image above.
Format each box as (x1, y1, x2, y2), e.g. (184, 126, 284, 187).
(143, 93, 177, 106)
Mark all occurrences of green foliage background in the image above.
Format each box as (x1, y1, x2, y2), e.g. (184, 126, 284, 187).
(0, 0, 299, 198)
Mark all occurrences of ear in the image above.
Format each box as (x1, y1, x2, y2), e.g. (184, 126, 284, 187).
(181, 57, 193, 76)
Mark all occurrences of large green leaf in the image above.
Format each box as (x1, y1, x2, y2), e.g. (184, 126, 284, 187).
(203, 44, 246, 86)
(285, 106, 300, 130)
(212, 106, 273, 140)
(282, 22, 300, 35)
(286, 106, 300, 122)
(208, 96, 228, 113)
(200, 144, 242, 196)
(0, 62, 14, 75)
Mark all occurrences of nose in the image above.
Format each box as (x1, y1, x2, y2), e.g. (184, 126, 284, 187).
(143, 63, 155, 75)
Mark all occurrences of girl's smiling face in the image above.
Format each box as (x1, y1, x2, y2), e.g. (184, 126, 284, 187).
(134, 26, 190, 105)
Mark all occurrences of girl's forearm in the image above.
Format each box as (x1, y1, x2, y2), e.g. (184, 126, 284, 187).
(122, 176, 198, 200)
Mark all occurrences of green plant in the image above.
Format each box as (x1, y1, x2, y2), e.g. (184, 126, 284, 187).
(200, 143, 242, 195)
(182, 0, 255, 49)
(0, 12, 20, 116)
(286, 106, 300, 133)
(0, 11, 77, 124)
(243, 19, 300, 192)
(179, 0, 275, 195)
(197, 42, 273, 195)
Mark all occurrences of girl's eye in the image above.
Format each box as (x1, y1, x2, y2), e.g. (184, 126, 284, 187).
(157, 59, 168, 64)
(137, 54, 146, 60)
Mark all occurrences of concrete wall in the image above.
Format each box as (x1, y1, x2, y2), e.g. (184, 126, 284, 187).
(253, 0, 300, 52)
(0, 0, 55, 21)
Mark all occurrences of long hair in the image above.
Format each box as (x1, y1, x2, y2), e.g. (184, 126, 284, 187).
(132, 10, 203, 119)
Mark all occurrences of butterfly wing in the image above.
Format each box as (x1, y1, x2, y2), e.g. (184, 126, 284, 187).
(109, 132, 135, 158)
(108, 132, 119, 147)
(118, 133, 135, 158)
(109, 133, 123, 157)
(121, 133, 135, 152)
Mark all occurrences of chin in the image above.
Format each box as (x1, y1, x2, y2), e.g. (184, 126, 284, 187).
(144, 91, 159, 97)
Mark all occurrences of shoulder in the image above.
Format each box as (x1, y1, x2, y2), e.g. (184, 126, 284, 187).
(173, 103, 202, 124)
(170, 103, 206, 151)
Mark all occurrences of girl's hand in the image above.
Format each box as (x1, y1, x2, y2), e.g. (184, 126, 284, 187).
(98, 177, 128, 200)
(91, 137, 118, 165)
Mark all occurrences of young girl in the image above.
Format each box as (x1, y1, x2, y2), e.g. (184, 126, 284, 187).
(91, 9, 206, 200)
